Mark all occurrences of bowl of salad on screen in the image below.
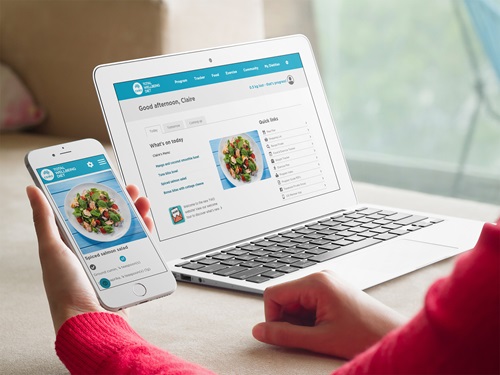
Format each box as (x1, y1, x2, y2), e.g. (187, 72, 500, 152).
(65, 183, 131, 242)
(219, 134, 263, 186)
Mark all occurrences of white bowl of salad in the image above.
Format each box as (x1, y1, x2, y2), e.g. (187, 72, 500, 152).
(64, 183, 131, 242)
(218, 133, 263, 187)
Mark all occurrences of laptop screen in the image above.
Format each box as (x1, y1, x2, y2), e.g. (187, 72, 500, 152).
(111, 51, 341, 257)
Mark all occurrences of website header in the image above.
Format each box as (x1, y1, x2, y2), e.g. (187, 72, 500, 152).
(114, 53, 303, 101)
(37, 155, 109, 184)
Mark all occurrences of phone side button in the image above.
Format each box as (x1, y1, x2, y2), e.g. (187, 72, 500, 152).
(133, 283, 147, 296)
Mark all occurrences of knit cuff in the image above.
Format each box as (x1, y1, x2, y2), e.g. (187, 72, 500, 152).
(55, 312, 146, 375)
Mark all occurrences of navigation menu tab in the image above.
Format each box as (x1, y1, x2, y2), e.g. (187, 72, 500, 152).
(186, 116, 206, 128)
(162, 121, 185, 133)
(114, 53, 303, 101)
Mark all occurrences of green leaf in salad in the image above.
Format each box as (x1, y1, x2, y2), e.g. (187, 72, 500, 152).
(97, 200, 108, 208)
(78, 199, 87, 209)
(109, 212, 121, 223)
(90, 209, 101, 217)
(103, 225, 114, 233)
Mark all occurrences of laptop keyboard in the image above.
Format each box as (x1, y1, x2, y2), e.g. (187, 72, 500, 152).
(175, 207, 444, 284)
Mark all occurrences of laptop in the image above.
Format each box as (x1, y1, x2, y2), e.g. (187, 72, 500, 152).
(93, 35, 484, 294)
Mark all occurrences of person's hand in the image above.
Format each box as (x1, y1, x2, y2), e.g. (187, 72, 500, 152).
(252, 270, 406, 359)
(26, 184, 153, 334)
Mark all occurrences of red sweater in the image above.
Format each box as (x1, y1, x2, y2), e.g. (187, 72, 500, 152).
(334, 220, 500, 375)
(56, 221, 499, 374)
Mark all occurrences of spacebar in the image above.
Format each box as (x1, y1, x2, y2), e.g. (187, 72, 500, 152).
(310, 238, 383, 262)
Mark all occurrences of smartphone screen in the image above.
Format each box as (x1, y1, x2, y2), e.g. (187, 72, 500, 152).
(35, 153, 169, 291)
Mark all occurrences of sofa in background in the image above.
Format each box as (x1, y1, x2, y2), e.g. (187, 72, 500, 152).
(0, 0, 265, 142)
(1, 0, 171, 142)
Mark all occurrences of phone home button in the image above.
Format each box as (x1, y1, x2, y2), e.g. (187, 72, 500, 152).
(133, 283, 147, 296)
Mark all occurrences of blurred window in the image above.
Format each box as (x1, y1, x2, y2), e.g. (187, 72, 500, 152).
(264, 0, 500, 204)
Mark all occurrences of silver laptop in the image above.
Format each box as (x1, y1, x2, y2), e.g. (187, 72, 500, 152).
(93, 35, 483, 294)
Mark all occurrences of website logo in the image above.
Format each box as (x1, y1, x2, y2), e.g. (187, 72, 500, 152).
(40, 169, 55, 181)
(133, 82, 143, 95)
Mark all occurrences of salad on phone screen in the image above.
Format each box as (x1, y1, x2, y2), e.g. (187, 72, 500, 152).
(70, 187, 124, 234)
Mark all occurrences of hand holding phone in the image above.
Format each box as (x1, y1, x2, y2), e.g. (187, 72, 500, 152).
(26, 185, 140, 332)
(25, 139, 177, 312)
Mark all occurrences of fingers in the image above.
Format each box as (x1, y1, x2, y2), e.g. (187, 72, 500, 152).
(252, 321, 320, 350)
(127, 185, 153, 232)
(263, 272, 332, 322)
(142, 216, 154, 233)
(125, 185, 150, 215)
(126, 184, 140, 202)
(253, 272, 341, 354)
(134, 196, 151, 219)
(255, 271, 406, 359)
(125, 185, 153, 232)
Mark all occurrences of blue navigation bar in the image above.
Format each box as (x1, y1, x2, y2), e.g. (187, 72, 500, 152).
(114, 53, 303, 101)
(37, 155, 110, 184)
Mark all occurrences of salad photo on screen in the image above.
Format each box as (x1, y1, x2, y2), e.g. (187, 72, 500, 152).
(70, 187, 124, 234)
(64, 181, 132, 244)
(221, 135, 259, 183)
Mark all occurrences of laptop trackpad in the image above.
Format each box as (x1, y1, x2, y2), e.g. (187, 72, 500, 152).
(328, 239, 458, 290)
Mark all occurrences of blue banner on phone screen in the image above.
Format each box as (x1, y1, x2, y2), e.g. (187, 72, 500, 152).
(37, 155, 146, 254)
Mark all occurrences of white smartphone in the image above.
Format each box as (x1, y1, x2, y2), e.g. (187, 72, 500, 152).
(25, 138, 177, 311)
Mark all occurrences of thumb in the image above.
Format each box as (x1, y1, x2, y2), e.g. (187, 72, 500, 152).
(26, 185, 64, 251)
(252, 321, 317, 350)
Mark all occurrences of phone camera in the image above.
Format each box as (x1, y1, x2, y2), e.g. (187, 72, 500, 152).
(209, 58, 213, 63)
(52, 154, 55, 157)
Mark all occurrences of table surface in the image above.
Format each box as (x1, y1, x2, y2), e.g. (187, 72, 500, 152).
(1, 133, 498, 374)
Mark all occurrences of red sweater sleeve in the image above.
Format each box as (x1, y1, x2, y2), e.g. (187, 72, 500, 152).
(55, 312, 216, 375)
(333, 221, 500, 375)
